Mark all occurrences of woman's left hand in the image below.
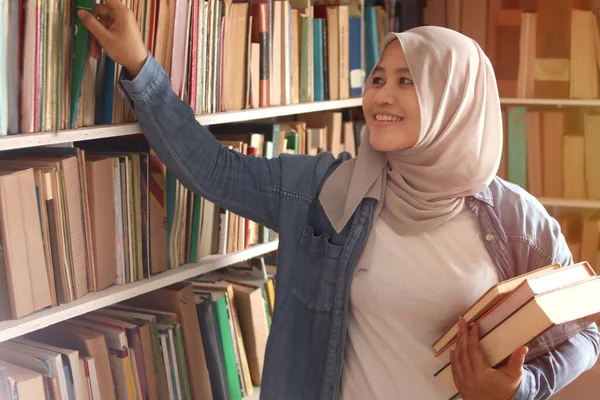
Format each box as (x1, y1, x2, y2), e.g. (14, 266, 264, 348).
(450, 318, 529, 400)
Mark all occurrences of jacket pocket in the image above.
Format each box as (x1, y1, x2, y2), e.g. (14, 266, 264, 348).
(292, 225, 343, 312)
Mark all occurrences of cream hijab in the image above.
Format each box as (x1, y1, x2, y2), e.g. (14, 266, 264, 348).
(319, 26, 502, 235)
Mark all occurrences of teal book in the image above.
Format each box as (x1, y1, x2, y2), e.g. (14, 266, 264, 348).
(365, 7, 379, 75)
(507, 107, 527, 190)
(188, 194, 203, 262)
(313, 19, 325, 101)
(70, 0, 96, 128)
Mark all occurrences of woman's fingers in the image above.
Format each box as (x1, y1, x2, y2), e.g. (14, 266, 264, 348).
(94, 3, 113, 20)
(450, 348, 464, 391)
(457, 317, 474, 378)
(467, 323, 490, 373)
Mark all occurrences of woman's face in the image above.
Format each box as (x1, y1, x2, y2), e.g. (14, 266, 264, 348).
(362, 40, 421, 152)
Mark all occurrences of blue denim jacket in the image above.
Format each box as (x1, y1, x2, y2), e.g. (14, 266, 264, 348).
(119, 54, 600, 400)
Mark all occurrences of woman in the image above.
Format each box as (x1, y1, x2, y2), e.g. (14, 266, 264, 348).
(79, 2, 599, 399)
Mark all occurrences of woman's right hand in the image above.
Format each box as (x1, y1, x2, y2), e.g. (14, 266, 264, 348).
(78, 0, 148, 78)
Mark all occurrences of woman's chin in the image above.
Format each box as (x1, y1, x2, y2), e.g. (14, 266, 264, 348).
(369, 133, 402, 152)
(368, 128, 419, 152)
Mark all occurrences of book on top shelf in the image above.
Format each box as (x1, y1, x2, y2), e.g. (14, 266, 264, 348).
(0, 0, 365, 136)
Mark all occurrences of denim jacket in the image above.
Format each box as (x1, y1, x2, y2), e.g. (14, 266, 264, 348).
(119, 54, 600, 400)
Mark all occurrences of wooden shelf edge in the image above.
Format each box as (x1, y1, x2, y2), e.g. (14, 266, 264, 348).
(0, 98, 362, 152)
(0, 241, 279, 343)
(500, 98, 600, 106)
(538, 198, 600, 209)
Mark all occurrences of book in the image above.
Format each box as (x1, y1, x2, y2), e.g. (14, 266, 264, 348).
(435, 275, 600, 398)
(435, 262, 596, 362)
(432, 263, 562, 353)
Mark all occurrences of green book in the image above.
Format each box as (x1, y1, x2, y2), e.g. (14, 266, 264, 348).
(285, 132, 299, 154)
(212, 292, 243, 400)
(70, 0, 96, 128)
(188, 194, 203, 262)
(507, 107, 527, 190)
(300, 14, 310, 103)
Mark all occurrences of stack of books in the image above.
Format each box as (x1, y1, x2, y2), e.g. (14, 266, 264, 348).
(432, 261, 600, 399)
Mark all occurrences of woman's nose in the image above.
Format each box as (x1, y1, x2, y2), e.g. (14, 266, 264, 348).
(374, 85, 395, 105)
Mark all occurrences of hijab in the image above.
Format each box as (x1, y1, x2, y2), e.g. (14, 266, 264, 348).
(319, 26, 502, 235)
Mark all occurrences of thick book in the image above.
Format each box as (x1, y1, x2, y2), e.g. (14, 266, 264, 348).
(436, 275, 600, 399)
(432, 263, 561, 353)
(435, 262, 596, 362)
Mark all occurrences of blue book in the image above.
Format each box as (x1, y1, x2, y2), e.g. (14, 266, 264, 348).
(103, 56, 116, 124)
(349, 17, 363, 97)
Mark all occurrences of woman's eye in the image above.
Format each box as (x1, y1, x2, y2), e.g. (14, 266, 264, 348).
(399, 77, 414, 85)
(371, 77, 384, 85)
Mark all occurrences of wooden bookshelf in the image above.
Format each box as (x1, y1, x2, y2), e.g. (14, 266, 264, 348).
(538, 198, 600, 209)
(500, 98, 600, 107)
(0, 98, 362, 152)
(0, 241, 278, 343)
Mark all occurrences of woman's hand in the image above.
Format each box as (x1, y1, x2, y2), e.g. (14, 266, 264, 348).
(450, 318, 529, 400)
(77, 0, 148, 78)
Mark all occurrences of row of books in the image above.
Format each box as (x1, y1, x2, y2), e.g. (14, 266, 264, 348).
(431, 261, 600, 398)
(0, 258, 276, 400)
(418, 0, 600, 100)
(0, 110, 363, 322)
(497, 108, 600, 202)
(558, 212, 600, 275)
(0, 0, 365, 136)
(363, 0, 424, 74)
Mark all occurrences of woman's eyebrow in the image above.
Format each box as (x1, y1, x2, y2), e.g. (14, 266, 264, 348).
(373, 66, 410, 73)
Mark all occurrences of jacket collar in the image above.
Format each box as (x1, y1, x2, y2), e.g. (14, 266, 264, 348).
(471, 185, 494, 207)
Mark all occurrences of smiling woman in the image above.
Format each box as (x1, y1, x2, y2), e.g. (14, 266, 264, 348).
(362, 40, 421, 152)
(78, 4, 599, 396)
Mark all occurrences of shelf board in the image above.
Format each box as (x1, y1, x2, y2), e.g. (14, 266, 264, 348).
(500, 98, 600, 107)
(538, 198, 600, 209)
(0, 241, 278, 343)
(0, 98, 362, 152)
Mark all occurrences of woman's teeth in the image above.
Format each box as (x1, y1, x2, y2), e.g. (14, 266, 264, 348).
(374, 114, 403, 122)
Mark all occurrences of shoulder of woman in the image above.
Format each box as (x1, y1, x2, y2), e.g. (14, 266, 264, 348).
(486, 177, 568, 265)
(279, 150, 354, 201)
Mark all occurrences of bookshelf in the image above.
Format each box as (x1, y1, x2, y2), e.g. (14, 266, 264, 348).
(539, 198, 600, 210)
(0, 98, 363, 152)
(500, 98, 600, 107)
(0, 0, 369, 393)
(0, 240, 278, 343)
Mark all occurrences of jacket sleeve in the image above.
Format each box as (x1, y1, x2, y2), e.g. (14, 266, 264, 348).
(513, 324, 599, 399)
(511, 217, 600, 400)
(117, 53, 285, 231)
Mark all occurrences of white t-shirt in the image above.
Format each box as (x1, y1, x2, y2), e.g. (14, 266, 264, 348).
(339, 204, 500, 399)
